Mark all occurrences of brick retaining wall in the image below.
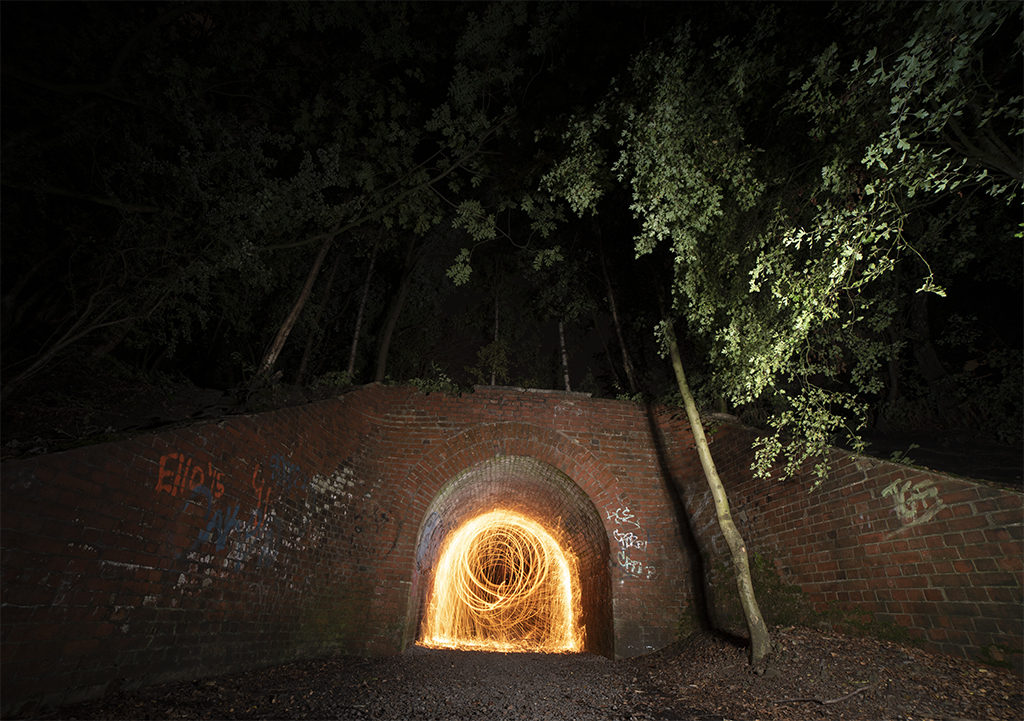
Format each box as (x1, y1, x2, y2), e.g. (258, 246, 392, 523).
(2, 386, 1019, 715)
(694, 422, 1023, 670)
(1, 385, 695, 715)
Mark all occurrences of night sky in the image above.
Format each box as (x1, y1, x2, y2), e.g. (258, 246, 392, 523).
(2, 2, 1020, 464)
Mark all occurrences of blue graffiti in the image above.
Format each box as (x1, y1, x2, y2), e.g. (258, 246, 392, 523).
(177, 485, 241, 555)
(198, 501, 241, 552)
(169, 452, 309, 569)
(268, 453, 306, 492)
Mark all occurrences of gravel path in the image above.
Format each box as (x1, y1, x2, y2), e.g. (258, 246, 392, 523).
(319, 647, 646, 720)
(47, 647, 649, 721)
(40, 627, 1023, 721)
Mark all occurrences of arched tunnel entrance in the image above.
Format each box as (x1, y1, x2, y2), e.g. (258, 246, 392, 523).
(421, 509, 582, 652)
(408, 456, 614, 656)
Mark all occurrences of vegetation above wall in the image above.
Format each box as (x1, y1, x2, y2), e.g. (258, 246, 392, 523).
(3, 3, 1020, 479)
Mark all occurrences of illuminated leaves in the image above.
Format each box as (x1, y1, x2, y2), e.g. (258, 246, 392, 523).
(542, 2, 1020, 480)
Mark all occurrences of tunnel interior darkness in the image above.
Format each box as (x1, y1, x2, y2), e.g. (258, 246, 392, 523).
(407, 456, 614, 656)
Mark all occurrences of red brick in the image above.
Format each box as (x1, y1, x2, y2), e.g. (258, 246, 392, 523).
(2, 384, 1022, 715)
(994, 555, 1023, 572)
(943, 486, 981, 504)
(944, 516, 989, 532)
(985, 526, 1019, 543)
(986, 587, 1019, 604)
(988, 508, 1023, 526)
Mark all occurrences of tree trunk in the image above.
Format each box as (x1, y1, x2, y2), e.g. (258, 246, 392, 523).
(255, 234, 333, 382)
(910, 292, 947, 383)
(347, 242, 378, 380)
(2, 285, 146, 401)
(664, 320, 772, 667)
(89, 322, 133, 361)
(491, 292, 499, 386)
(296, 249, 344, 385)
(558, 319, 572, 392)
(885, 326, 901, 406)
(295, 321, 317, 387)
(599, 240, 639, 394)
(597, 315, 624, 391)
(373, 237, 419, 383)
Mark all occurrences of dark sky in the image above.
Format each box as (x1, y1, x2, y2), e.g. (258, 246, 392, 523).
(1, 2, 1020, 451)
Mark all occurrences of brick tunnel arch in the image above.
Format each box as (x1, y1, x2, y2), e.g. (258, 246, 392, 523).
(407, 455, 614, 657)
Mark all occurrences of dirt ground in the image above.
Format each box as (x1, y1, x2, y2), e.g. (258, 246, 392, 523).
(630, 626, 1022, 721)
(36, 626, 1022, 721)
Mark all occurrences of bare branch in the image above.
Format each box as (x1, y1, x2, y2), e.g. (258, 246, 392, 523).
(3, 181, 162, 214)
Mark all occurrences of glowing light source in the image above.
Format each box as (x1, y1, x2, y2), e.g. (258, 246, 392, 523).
(421, 509, 583, 653)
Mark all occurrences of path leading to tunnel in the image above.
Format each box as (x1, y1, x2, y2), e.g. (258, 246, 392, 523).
(40, 627, 1022, 721)
(47, 648, 648, 720)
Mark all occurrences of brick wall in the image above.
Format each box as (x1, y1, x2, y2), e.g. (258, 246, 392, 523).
(690, 422, 1024, 671)
(1, 384, 695, 716)
(1, 399, 379, 715)
(3, 386, 1020, 715)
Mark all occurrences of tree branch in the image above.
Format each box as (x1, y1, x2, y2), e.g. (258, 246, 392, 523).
(2, 5, 190, 105)
(262, 115, 512, 252)
(3, 181, 162, 214)
(943, 117, 1022, 183)
(775, 680, 879, 705)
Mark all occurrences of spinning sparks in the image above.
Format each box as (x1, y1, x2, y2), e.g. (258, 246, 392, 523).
(421, 509, 582, 653)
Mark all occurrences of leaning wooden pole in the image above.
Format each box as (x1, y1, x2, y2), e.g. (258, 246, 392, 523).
(256, 235, 333, 382)
(665, 319, 772, 666)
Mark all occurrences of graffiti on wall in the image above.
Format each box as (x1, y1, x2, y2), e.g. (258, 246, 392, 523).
(156, 453, 226, 499)
(605, 504, 656, 580)
(882, 477, 945, 531)
(156, 451, 311, 571)
(153, 450, 381, 596)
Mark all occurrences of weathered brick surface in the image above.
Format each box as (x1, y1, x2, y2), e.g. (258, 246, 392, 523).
(2, 386, 1020, 715)
(697, 423, 1023, 671)
(1, 385, 694, 715)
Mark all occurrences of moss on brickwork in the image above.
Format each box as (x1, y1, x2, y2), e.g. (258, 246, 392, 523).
(818, 602, 913, 645)
(676, 605, 702, 639)
(701, 551, 1024, 671)
(711, 553, 1020, 671)
(707, 553, 918, 646)
(299, 584, 376, 653)
(748, 553, 817, 628)
(707, 552, 818, 633)
(978, 642, 1020, 670)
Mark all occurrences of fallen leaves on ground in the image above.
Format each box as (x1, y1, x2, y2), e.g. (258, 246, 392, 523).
(37, 626, 1022, 721)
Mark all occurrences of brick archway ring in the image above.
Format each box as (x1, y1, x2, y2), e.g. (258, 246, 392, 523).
(407, 455, 614, 656)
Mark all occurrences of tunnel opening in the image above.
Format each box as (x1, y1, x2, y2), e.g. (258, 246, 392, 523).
(420, 509, 582, 653)
(408, 456, 614, 657)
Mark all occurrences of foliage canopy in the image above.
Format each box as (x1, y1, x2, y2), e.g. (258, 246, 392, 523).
(3, 2, 1020, 475)
(543, 1, 1021, 479)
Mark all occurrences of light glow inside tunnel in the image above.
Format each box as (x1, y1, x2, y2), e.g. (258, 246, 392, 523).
(420, 509, 583, 653)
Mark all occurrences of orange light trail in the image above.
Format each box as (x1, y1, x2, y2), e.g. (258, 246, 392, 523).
(421, 509, 583, 653)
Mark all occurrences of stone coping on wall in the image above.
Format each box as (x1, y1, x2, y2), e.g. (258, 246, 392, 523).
(471, 384, 594, 399)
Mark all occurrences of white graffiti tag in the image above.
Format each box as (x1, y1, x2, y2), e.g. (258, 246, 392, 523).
(606, 506, 640, 529)
(882, 478, 945, 530)
(605, 505, 655, 579)
(617, 550, 644, 576)
(613, 529, 648, 552)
